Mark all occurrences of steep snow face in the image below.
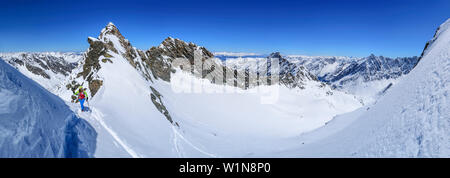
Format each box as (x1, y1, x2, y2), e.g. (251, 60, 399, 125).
(0, 59, 97, 158)
(0, 52, 82, 94)
(278, 19, 450, 157)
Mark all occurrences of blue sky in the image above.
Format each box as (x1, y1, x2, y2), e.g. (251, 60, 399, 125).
(1, 0, 450, 57)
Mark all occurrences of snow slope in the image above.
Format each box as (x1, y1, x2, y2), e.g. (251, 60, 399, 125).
(0, 59, 96, 158)
(150, 70, 361, 157)
(273, 19, 450, 157)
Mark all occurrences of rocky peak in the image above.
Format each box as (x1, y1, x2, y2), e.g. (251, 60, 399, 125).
(158, 37, 213, 58)
(145, 37, 214, 81)
(268, 52, 282, 59)
(68, 22, 132, 99)
(160, 37, 176, 46)
(271, 52, 318, 88)
(99, 22, 124, 41)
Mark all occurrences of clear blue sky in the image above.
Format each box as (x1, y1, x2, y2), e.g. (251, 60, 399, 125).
(1, 0, 450, 57)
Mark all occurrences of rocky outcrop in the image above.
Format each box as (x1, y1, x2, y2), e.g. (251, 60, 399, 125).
(25, 63, 51, 79)
(99, 23, 141, 68)
(67, 37, 106, 98)
(144, 39, 322, 90)
(417, 24, 443, 69)
(144, 37, 214, 82)
(210, 52, 322, 90)
(150, 86, 179, 127)
(269, 52, 318, 89)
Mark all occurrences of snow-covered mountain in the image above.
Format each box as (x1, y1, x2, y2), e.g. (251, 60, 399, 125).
(146, 36, 216, 82)
(274, 19, 450, 157)
(225, 53, 419, 104)
(1, 18, 447, 158)
(288, 54, 419, 104)
(0, 52, 82, 94)
(0, 58, 96, 158)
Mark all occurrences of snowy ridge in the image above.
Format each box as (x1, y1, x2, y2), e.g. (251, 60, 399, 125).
(0, 59, 96, 157)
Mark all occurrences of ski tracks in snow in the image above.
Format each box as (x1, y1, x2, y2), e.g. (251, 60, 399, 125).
(89, 108, 141, 158)
(75, 105, 141, 158)
(171, 126, 217, 158)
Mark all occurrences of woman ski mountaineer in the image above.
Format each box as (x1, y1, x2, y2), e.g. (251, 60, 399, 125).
(74, 86, 88, 111)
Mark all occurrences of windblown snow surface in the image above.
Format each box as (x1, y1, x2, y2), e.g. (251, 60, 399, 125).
(272, 19, 450, 157)
(0, 59, 97, 158)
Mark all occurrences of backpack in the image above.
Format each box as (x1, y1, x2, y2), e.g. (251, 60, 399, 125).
(79, 92, 85, 99)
